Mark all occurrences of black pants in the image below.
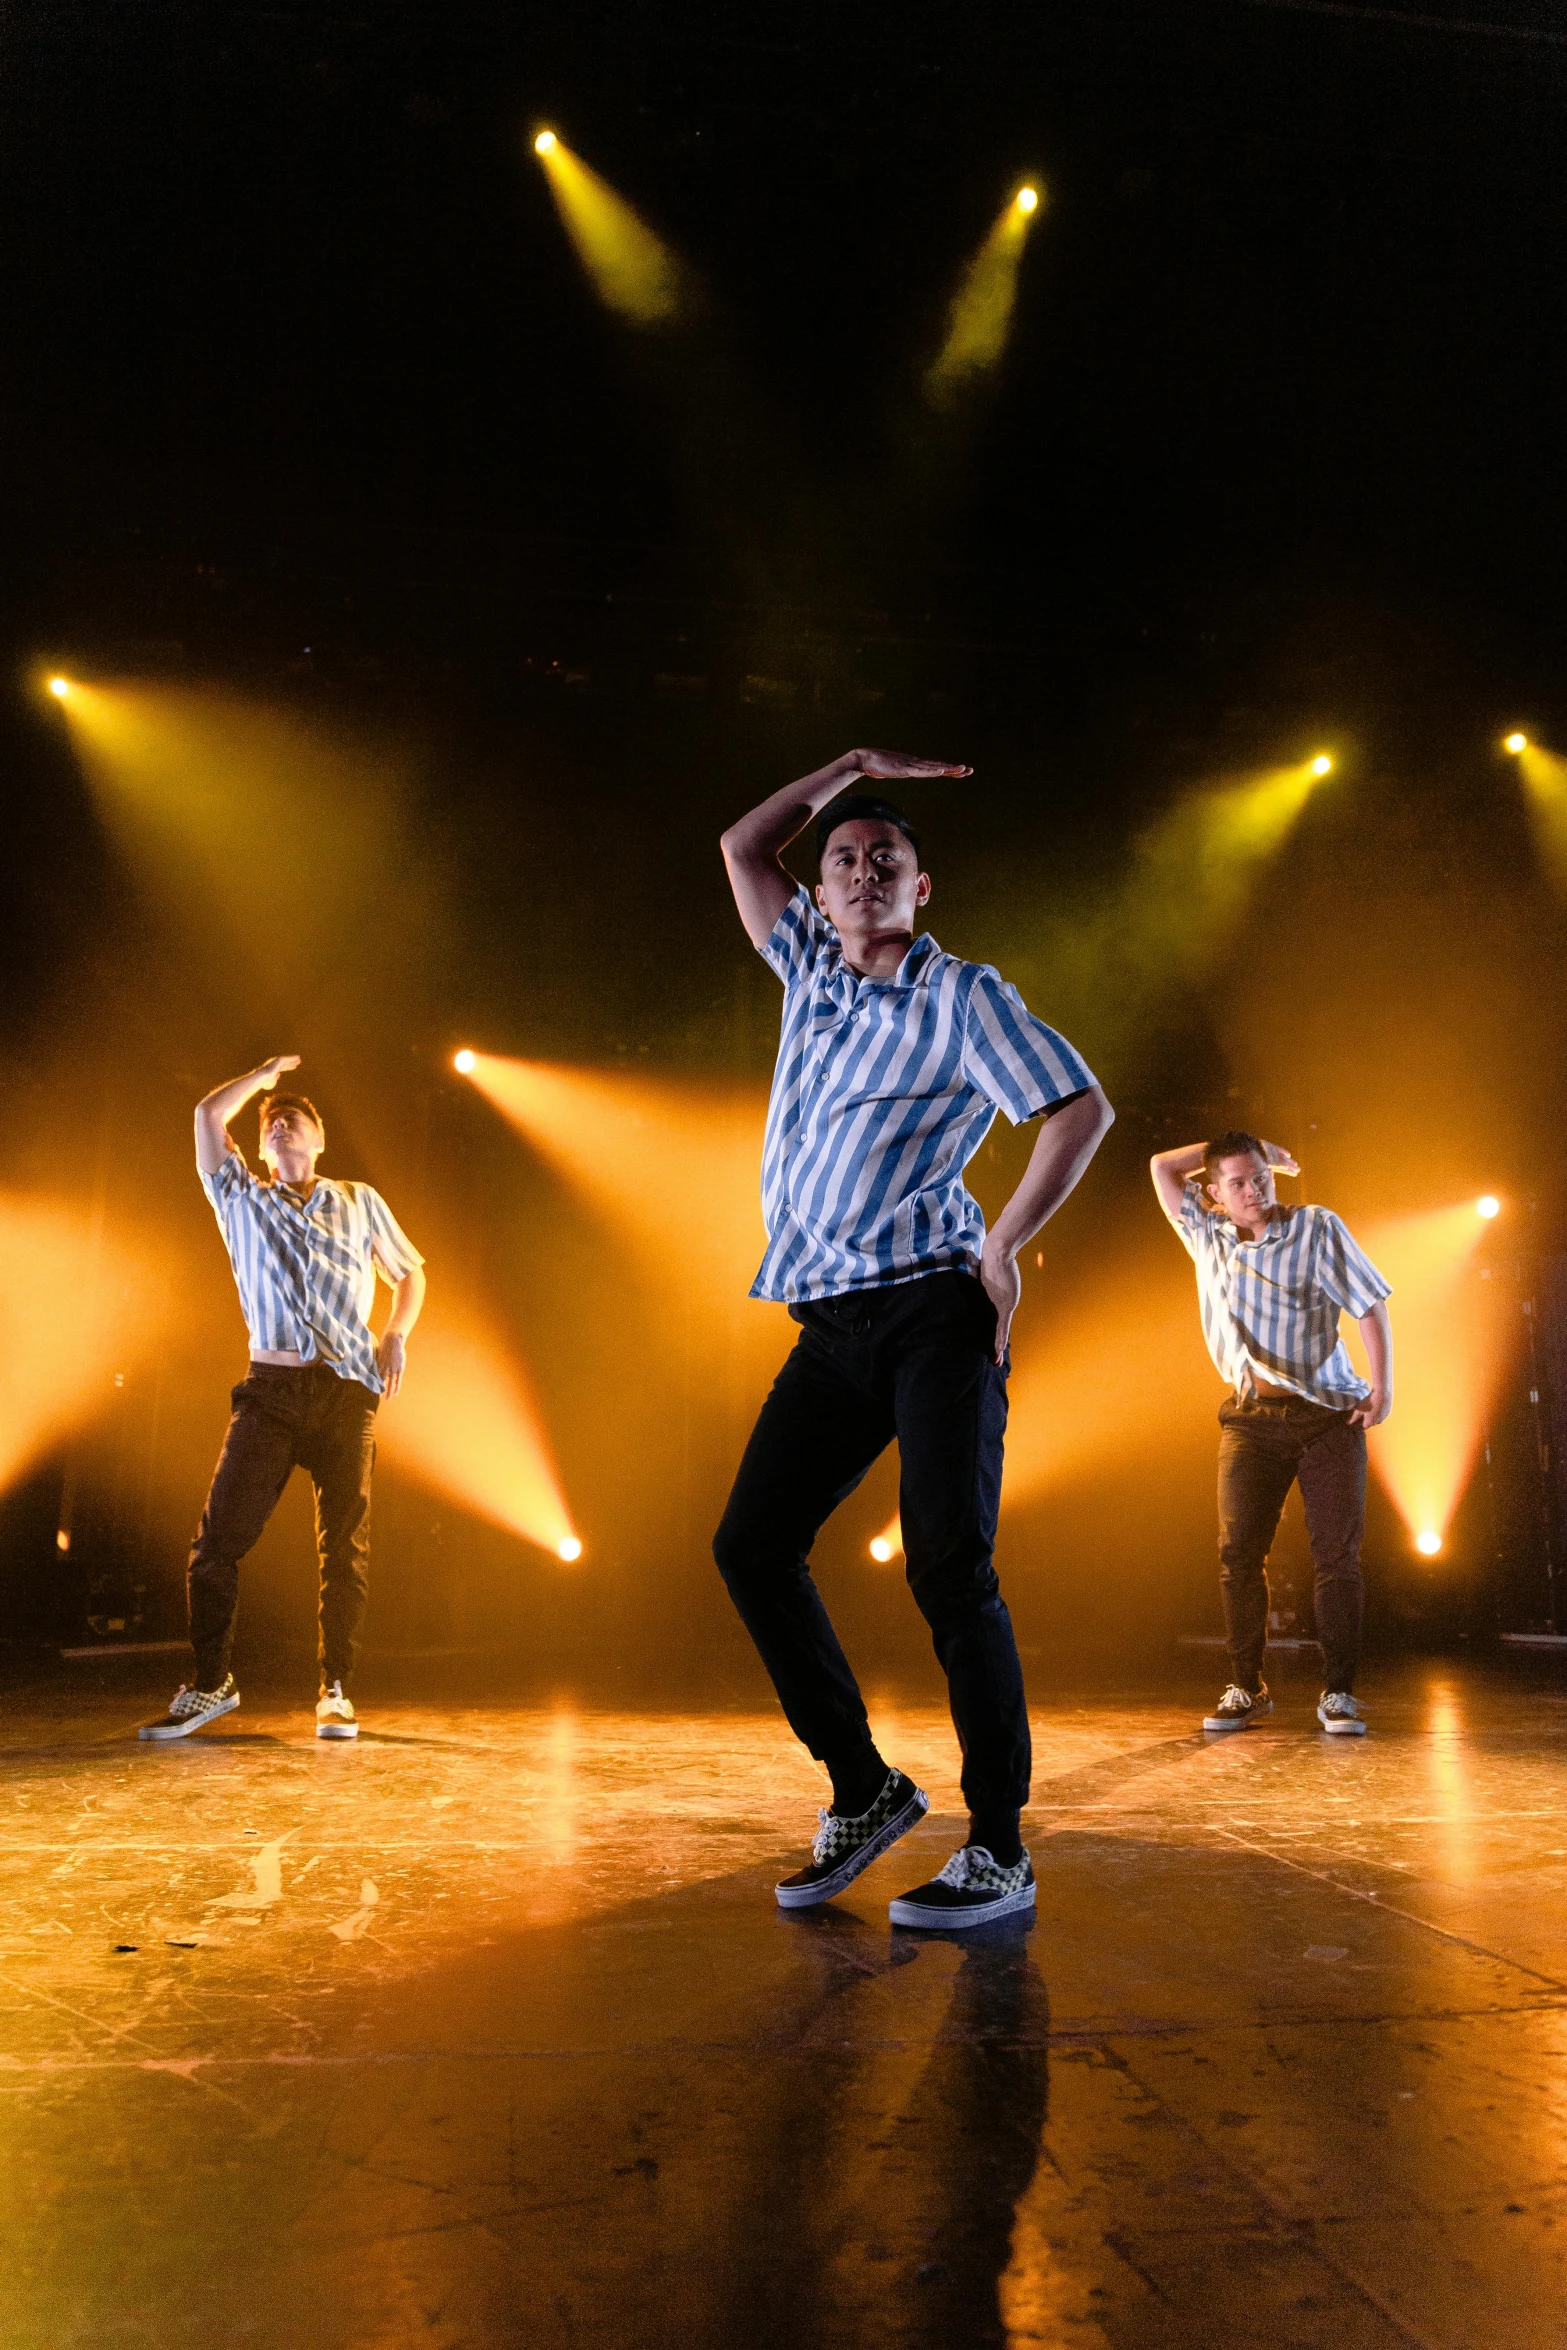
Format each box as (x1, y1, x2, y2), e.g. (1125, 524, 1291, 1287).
(713, 1270, 1028, 1816)
(187, 1363, 379, 1691)
(1217, 1393, 1367, 1695)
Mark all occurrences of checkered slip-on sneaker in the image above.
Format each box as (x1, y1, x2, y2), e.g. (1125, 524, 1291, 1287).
(1203, 1682, 1272, 1733)
(774, 1770, 929, 1910)
(138, 1675, 240, 1742)
(887, 1844, 1036, 1931)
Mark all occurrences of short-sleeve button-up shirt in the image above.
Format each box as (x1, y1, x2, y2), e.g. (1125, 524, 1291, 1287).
(200, 1150, 424, 1395)
(752, 886, 1095, 1301)
(1175, 1184, 1391, 1406)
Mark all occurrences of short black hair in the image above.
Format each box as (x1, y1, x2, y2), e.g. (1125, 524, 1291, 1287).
(814, 793, 922, 869)
(258, 1090, 325, 1147)
(1203, 1129, 1266, 1180)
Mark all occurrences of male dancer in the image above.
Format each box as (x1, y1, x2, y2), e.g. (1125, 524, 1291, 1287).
(140, 1055, 426, 1743)
(1150, 1131, 1392, 1736)
(716, 749, 1113, 1928)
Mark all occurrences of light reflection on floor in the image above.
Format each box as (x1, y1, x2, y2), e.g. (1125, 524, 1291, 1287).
(1, 1657, 1565, 2348)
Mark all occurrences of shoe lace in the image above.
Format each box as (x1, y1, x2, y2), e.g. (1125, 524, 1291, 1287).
(1218, 1684, 1251, 1709)
(810, 1806, 836, 1864)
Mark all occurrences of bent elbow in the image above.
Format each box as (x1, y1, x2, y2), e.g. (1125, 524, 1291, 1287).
(1092, 1086, 1116, 1137)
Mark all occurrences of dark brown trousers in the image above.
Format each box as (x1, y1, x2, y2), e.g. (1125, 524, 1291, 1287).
(188, 1362, 378, 1691)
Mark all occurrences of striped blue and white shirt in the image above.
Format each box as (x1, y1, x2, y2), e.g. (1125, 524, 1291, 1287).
(1174, 1185, 1391, 1406)
(752, 885, 1096, 1301)
(200, 1151, 424, 1395)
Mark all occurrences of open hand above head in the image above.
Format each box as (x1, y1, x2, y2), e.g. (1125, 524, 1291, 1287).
(258, 1053, 302, 1086)
(1262, 1142, 1300, 1178)
(854, 750, 972, 783)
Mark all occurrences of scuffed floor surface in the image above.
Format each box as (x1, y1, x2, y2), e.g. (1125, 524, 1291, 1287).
(1, 1657, 1564, 2348)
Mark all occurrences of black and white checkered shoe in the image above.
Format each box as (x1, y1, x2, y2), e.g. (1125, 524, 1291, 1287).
(137, 1675, 240, 1742)
(887, 1844, 1036, 1931)
(774, 1770, 929, 1910)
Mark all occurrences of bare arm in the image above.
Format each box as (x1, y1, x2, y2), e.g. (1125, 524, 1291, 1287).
(376, 1265, 427, 1400)
(194, 1054, 301, 1175)
(1148, 1136, 1299, 1224)
(719, 747, 971, 950)
(1348, 1299, 1393, 1429)
(979, 1086, 1116, 1364)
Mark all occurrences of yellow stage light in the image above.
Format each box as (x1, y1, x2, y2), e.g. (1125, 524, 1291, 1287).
(1359, 1201, 1516, 1553)
(532, 132, 687, 326)
(378, 1310, 580, 1561)
(557, 1535, 583, 1562)
(925, 183, 1042, 405)
(1509, 732, 1567, 889)
(1476, 1195, 1500, 1220)
(55, 1528, 71, 1554)
(453, 1048, 477, 1076)
(48, 676, 70, 699)
(0, 1193, 161, 1496)
(1416, 1530, 1443, 1557)
(869, 1534, 896, 1563)
(1310, 753, 1333, 777)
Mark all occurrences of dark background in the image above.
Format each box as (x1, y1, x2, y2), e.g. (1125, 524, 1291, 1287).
(2, 0, 1564, 1687)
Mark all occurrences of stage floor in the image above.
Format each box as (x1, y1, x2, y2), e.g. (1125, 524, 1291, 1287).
(1, 1655, 1564, 2348)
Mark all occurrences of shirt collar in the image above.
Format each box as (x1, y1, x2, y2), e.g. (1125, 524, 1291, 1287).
(822, 922, 941, 991)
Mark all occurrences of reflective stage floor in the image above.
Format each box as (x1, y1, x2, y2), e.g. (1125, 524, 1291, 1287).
(2, 1655, 1564, 2348)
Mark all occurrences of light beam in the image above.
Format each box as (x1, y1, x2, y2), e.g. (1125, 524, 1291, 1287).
(378, 1306, 581, 1561)
(533, 133, 689, 327)
(1357, 1202, 1514, 1551)
(925, 182, 1044, 407)
(0, 1194, 161, 1494)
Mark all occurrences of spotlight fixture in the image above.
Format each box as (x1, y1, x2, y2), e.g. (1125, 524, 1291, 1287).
(48, 676, 69, 698)
(1504, 732, 1528, 754)
(534, 129, 558, 155)
(868, 1536, 894, 1562)
(1415, 1530, 1442, 1557)
(453, 1048, 477, 1076)
(557, 1535, 583, 1562)
(1476, 1195, 1500, 1220)
(1310, 754, 1332, 777)
(1016, 185, 1039, 213)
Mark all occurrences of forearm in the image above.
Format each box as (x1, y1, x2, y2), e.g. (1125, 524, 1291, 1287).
(1360, 1301, 1392, 1396)
(194, 1065, 274, 1170)
(1149, 1141, 1208, 1220)
(384, 1266, 426, 1339)
(986, 1088, 1115, 1260)
(720, 750, 866, 867)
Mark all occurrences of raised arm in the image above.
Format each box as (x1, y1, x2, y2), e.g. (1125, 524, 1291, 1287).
(718, 748, 971, 950)
(194, 1054, 301, 1175)
(1149, 1141, 1210, 1224)
(1149, 1137, 1299, 1224)
(980, 1086, 1116, 1363)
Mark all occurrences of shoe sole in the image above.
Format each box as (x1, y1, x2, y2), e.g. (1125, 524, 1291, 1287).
(138, 1695, 241, 1742)
(1319, 1718, 1366, 1736)
(775, 1787, 929, 1909)
(316, 1721, 359, 1739)
(1202, 1717, 1254, 1732)
(888, 1880, 1037, 1931)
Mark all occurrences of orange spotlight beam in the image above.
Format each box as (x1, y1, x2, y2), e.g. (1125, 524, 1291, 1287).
(1357, 1202, 1515, 1550)
(377, 1307, 581, 1562)
(0, 1195, 161, 1493)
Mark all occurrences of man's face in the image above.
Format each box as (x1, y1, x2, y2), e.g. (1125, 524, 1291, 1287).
(261, 1104, 325, 1184)
(815, 818, 931, 936)
(1207, 1151, 1275, 1224)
